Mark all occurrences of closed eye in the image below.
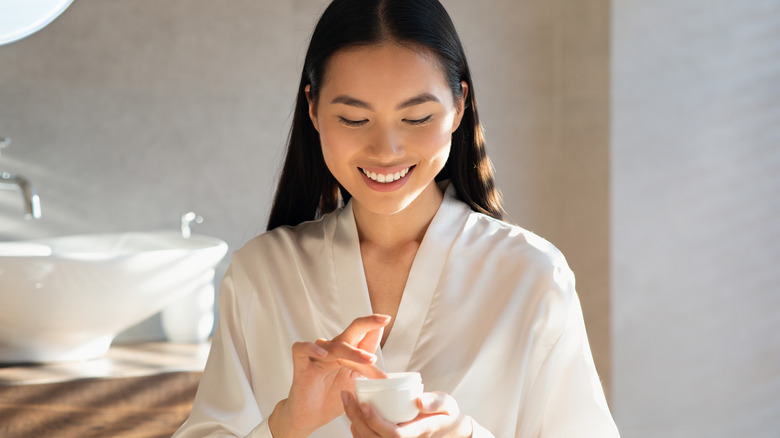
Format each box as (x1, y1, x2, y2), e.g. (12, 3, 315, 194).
(338, 117, 368, 127)
(404, 115, 433, 126)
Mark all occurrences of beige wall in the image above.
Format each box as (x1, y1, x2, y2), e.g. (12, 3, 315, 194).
(0, 0, 612, 406)
(612, 0, 780, 436)
(445, 0, 611, 398)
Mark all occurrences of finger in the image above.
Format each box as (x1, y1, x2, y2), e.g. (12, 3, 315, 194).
(314, 338, 334, 356)
(357, 326, 384, 355)
(338, 314, 391, 345)
(355, 398, 400, 436)
(320, 339, 379, 365)
(342, 391, 380, 438)
(417, 391, 460, 416)
(337, 358, 388, 379)
(291, 341, 328, 366)
(314, 337, 378, 365)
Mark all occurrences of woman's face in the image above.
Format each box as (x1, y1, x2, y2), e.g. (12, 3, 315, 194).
(306, 43, 467, 217)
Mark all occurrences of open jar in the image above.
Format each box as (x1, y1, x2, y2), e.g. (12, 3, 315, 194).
(355, 372, 423, 424)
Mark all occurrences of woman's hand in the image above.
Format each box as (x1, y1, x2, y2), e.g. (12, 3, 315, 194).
(269, 314, 391, 438)
(342, 390, 474, 437)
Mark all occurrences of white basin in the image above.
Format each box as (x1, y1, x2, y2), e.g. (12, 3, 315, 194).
(0, 231, 228, 363)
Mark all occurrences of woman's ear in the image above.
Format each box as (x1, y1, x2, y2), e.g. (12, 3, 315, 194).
(305, 84, 320, 132)
(451, 81, 469, 133)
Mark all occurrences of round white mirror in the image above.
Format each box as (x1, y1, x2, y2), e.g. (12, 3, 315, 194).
(0, 0, 73, 46)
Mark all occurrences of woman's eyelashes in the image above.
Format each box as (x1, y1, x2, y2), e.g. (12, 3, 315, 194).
(338, 117, 368, 127)
(403, 115, 433, 126)
(337, 115, 433, 127)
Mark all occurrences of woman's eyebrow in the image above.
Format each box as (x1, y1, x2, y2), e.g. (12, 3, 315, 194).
(397, 93, 440, 109)
(331, 95, 372, 109)
(330, 93, 440, 110)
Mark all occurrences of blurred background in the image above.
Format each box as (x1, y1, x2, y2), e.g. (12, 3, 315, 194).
(0, 0, 778, 436)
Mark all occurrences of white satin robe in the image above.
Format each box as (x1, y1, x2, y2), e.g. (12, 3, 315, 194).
(173, 185, 619, 437)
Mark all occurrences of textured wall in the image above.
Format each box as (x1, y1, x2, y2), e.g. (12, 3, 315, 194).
(0, 0, 319, 339)
(612, 0, 780, 436)
(0, 0, 611, 399)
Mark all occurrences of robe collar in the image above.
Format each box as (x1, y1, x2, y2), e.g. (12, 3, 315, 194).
(332, 182, 472, 372)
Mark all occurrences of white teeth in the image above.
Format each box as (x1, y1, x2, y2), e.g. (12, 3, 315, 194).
(362, 167, 410, 183)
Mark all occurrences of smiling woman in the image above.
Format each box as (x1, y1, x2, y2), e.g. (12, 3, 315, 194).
(173, 0, 619, 437)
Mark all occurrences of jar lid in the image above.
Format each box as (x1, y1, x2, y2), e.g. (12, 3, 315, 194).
(355, 372, 422, 392)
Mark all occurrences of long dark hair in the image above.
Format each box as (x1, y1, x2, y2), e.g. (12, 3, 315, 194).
(267, 0, 504, 231)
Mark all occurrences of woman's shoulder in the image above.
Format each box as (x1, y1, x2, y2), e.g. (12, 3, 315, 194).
(458, 209, 579, 316)
(442, 206, 580, 342)
(459, 209, 569, 271)
(232, 209, 341, 266)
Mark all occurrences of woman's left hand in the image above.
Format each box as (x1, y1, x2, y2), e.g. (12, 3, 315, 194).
(342, 390, 474, 437)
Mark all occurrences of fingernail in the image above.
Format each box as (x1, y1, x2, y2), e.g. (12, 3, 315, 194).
(341, 391, 350, 407)
(313, 345, 328, 357)
(360, 403, 371, 418)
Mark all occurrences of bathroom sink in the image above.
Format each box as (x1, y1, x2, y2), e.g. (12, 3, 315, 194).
(0, 231, 228, 363)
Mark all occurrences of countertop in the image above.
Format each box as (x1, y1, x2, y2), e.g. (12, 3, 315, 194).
(0, 342, 210, 438)
(0, 341, 210, 386)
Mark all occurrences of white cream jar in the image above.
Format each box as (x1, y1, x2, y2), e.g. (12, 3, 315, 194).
(355, 372, 424, 424)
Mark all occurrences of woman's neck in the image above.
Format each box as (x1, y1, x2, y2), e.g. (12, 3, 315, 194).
(352, 182, 444, 250)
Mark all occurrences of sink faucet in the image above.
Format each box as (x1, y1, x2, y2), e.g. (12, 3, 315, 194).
(1, 172, 41, 219)
(181, 211, 203, 238)
(1, 138, 41, 219)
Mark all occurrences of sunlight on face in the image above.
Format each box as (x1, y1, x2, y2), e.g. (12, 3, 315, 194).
(307, 43, 467, 217)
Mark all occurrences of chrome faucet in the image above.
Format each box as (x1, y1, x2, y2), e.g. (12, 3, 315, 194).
(0, 137, 41, 219)
(0, 172, 41, 219)
(181, 211, 203, 239)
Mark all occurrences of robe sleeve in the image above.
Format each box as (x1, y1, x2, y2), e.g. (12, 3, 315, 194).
(172, 264, 275, 438)
(525, 262, 620, 438)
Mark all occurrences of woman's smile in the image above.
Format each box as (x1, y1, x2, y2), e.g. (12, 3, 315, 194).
(359, 165, 415, 192)
(306, 42, 466, 216)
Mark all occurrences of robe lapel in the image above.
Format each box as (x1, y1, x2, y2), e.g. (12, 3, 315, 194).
(381, 185, 471, 372)
(333, 201, 389, 371)
(333, 185, 471, 373)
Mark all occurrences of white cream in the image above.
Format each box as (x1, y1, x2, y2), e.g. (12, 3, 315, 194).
(362, 167, 410, 183)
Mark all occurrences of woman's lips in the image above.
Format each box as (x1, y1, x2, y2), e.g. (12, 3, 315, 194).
(358, 165, 415, 192)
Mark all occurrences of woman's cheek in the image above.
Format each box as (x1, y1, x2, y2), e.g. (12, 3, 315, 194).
(415, 122, 454, 154)
(320, 126, 354, 159)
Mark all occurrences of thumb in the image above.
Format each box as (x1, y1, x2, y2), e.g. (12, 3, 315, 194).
(417, 391, 460, 415)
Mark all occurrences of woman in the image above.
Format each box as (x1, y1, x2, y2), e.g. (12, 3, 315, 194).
(174, 0, 619, 436)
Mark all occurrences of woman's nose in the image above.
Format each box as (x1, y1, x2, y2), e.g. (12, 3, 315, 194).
(367, 126, 404, 159)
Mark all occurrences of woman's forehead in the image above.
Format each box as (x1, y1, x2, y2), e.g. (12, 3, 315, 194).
(319, 43, 450, 100)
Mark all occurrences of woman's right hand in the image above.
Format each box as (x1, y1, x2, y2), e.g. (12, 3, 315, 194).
(269, 314, 391, 437)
